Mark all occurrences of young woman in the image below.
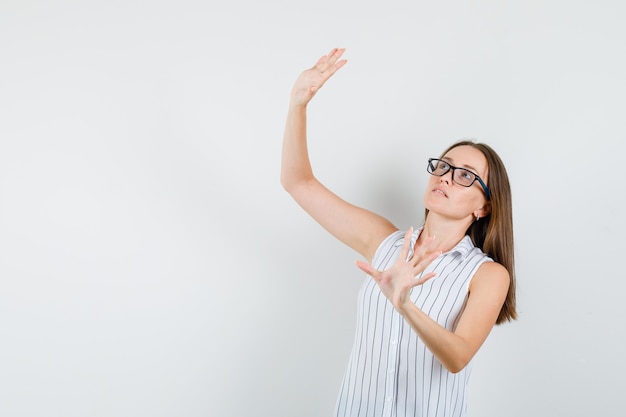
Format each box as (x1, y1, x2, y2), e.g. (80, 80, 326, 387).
(280, 48, 516, 417)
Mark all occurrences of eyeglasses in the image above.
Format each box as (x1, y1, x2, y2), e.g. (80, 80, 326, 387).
(427, 158, 491, 200)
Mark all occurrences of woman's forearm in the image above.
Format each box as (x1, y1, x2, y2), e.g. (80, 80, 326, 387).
(397, 302, 472, 373)
(281, 48, 346, 192)
(280, 104, 314, 192)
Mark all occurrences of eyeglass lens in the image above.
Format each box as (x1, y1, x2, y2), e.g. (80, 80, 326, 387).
(429, 159, 476, 187)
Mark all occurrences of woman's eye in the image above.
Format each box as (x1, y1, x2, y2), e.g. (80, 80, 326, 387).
(460, 171, 473, 180)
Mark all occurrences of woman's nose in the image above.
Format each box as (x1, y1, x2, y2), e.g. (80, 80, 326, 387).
(440, 170, 453, 184)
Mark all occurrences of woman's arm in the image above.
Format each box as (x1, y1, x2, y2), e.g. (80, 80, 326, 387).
(356, 229, 510, 373)
(281, 48, 397, 262)
(398, 262, 509, 373)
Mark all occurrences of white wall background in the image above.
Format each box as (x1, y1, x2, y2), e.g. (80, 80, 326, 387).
(1, 1, 625, 416)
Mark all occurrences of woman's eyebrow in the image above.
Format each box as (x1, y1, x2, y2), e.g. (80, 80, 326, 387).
(442, 156, 480, 174)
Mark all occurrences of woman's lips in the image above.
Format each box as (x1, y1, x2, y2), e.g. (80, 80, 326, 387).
(433, 187, 448, 197)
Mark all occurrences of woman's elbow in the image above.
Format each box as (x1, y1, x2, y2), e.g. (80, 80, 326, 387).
(446, 363, 467, 374)
(444, 354, 472, 374)
(280, 172, 296, 194)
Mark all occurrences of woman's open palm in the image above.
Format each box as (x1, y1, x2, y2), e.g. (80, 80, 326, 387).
(356, 228, 442, 309)
(290, 48, 347, 107)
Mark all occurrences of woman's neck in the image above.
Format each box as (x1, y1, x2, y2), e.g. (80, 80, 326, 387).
(419, 213, 473, 253)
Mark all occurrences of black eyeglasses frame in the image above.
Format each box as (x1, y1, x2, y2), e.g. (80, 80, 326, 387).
(427, 158, 491, 200)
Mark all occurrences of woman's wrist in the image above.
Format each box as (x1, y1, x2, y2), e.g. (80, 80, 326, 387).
(288, 99, 308, 111)
(395, 297, 415, 316)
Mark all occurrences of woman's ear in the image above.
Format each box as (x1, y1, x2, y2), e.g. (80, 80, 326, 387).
(475, 202, 491, 219)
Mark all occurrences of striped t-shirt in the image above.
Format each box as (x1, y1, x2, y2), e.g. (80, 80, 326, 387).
(334, 228, 491, 417)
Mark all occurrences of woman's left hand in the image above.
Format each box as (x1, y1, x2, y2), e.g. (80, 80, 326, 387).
(355, 227, 442, 310)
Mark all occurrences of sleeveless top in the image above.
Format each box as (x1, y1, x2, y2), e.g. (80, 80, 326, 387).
(334, 228, 492, 417)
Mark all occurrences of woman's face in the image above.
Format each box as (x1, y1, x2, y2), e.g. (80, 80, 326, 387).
(423, 145, 490, 221)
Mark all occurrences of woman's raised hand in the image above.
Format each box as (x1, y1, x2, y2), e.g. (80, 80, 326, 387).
(355, 228, 442, 310)
(290, 48, 347, 107)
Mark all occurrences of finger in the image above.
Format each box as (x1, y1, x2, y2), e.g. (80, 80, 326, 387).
(412, 249, 442, 272)
(312, 55, 327, 69)
(417, 234, 437, 252)
(411, 235, 437, 265)
(309, 49, 347, 93)
(355, 260, 380, 281)
(311, 49, 335, 71)
(325, 47, 346, 69)
(315, 48, 346, 73)
(400, 227, 414, 261)
(413, 272, 437, 286)
(323, 58, 347, 78)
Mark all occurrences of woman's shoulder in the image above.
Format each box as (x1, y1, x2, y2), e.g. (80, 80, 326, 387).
(470, 260, 509, 292)
(369, 228, 404, 264)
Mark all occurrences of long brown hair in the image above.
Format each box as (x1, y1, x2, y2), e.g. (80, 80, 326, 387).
(426, 140, 517, 324)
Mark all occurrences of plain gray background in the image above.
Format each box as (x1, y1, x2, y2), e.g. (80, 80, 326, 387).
(1, 1, 625, 416)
